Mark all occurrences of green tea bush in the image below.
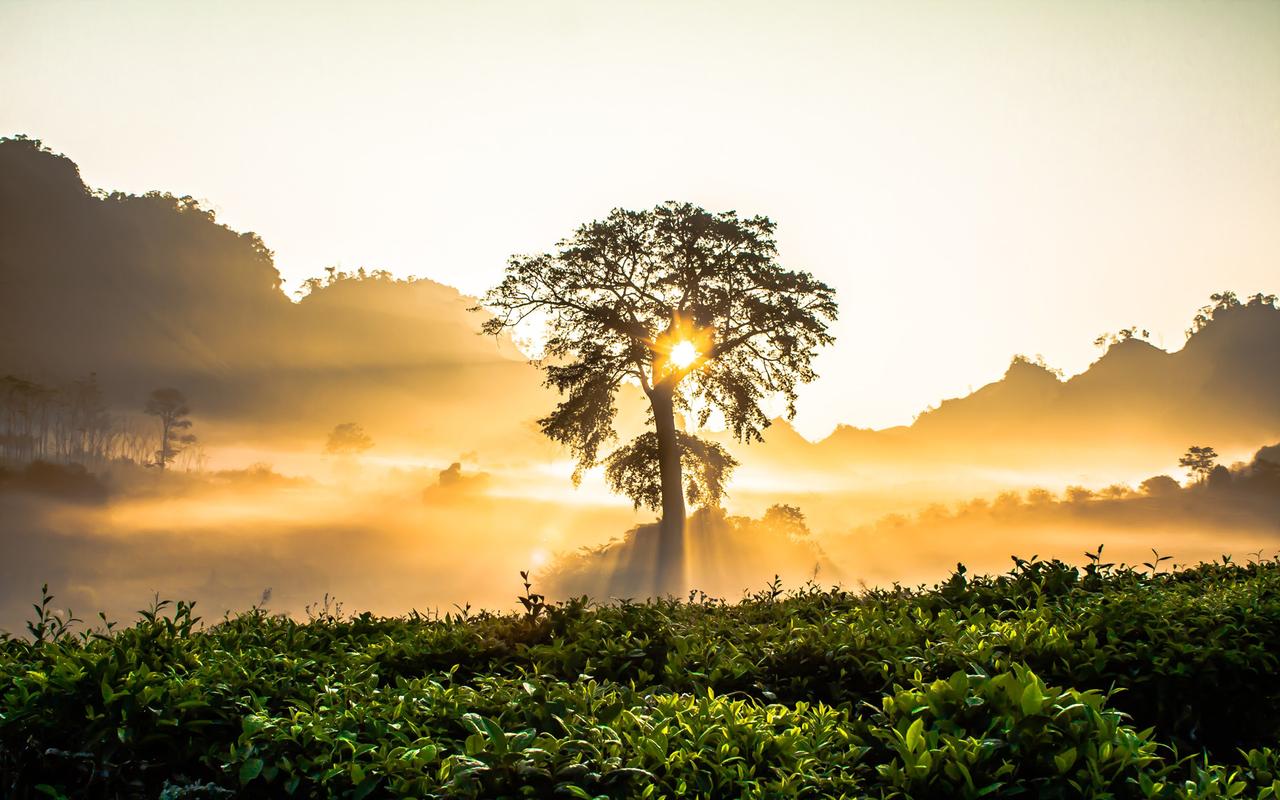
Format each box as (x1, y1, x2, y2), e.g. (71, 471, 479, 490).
(3, 556, 1280, 798)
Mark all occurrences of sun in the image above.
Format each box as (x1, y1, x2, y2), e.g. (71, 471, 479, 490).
(669, 340, 699, 370)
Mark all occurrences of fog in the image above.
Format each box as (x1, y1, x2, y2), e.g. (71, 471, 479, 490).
(0, 458, 642, 633)
(3, 441, 1277, 634)
(2, 137, 1278, 635)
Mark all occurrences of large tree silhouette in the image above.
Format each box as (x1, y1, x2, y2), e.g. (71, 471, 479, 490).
(478, 202, 838, 594)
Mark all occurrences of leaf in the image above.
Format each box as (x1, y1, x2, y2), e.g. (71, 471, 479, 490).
(905, 717, 925, 752)
(1020, 682, 1044, 716)
(479, 716, 508, 756)
(1054, 748, 1077, 774)
(239, 758, 264, 783)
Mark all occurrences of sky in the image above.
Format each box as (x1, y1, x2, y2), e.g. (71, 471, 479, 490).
(2, 0, 1278, 438)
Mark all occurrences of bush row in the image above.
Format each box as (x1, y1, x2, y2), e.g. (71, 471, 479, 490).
(2, 555, 1278, 798)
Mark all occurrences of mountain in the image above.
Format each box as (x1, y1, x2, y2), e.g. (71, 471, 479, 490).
(0, 136, 549, 457)
(741, 300, 1280, 479)
(3, 135, 1276, 476)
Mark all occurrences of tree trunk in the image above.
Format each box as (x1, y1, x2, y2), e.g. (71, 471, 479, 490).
(649, 387, 686, 596)
(158, 418, 170, 471)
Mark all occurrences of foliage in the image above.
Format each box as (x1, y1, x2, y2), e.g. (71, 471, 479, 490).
(476, 201, 838, 512)
(144, 388, 196, 471)
(4, 557, 1280, 798)
(1093, 327, 1150, 349)
(1186, 291, 1278, 337)
(324, 423, 375, 456)
(762, 504, 810, 538)
(0, 373, 157, 467)
(293, 266, 421, 299)
(1009, 353, 1064, 378)
(603, 431, 739, 510)
(1179, 446, 1219, 484)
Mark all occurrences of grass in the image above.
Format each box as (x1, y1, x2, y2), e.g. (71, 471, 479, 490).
(3, 550, 1280, 798)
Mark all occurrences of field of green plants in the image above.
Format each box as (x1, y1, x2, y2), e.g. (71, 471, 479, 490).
(3, 552, 1280, 799)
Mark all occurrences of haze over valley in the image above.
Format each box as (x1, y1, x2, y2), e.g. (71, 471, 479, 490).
(2, 136, 1276, 631)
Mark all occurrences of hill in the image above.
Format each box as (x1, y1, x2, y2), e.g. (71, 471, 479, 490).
(4, 135, 1277, 477)
(0, 136, 550, 457)
(740, 297, 1280, 481)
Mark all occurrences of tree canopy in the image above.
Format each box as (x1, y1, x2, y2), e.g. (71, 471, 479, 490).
(479, 201, 838, 503)
(324, 422, 375, 456)
(1179, 445, 1218, 484)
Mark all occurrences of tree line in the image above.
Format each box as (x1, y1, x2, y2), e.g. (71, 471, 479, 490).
(0, 374, 199, 470)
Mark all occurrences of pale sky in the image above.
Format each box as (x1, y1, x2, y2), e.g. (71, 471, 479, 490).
(3, 0, 1278, 438)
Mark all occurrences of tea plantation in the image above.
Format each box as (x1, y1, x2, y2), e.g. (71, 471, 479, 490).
(3, 554, 1280, 798)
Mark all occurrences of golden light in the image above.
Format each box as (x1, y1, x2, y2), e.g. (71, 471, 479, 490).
(655, 317, 715, 377)
(669, 340, 699, 370)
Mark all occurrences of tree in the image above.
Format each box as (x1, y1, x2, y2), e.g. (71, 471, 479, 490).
(763, 503, 810, 538)
(1178, 445, 1218, 485)
(1139, 475, 1180, 497)
(324, 422, 374, 456)
(1187, 290, 1250, 336)
(477, 202, 838, 594)
(144, 388, 195, 470)
(1092, 327, 1149, 349)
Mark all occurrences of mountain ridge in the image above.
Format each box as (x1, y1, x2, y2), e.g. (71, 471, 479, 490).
(4, 136, 1276, 472)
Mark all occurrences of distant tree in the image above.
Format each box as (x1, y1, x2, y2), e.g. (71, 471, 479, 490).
(763, 503, 810, 538)
(1209, 291, 1241, 310)
(1246, 455, 1280, 494)
(1, 375, 49, 463)
(144, 388, 195, 470)
(296, 265, 401, 298)
(324, 422, 374, 456)
(992, 491, 1024, 515)
(477, 202, 838, 594)
(437, 461, 465, 486)
(1178, 445, 1218, 485)
(1025, 488, 1056, 506)
(1065, 486, 1095, 503)
(1099, 483, 1132, 500)
(1139, 475, 1180, 497)
(1186, 290, 1255, 337)
(1009, 354, 1063, 377)
(1093, 327, 1149, 349)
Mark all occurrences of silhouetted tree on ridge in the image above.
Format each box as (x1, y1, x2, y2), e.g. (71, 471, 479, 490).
(477, 201, 838, 595)
(1178, 445, 1218, 485)
(1186, 291, 1277, 337)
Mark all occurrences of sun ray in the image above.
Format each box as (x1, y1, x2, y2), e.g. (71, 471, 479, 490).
(669, 340, 699, 370)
